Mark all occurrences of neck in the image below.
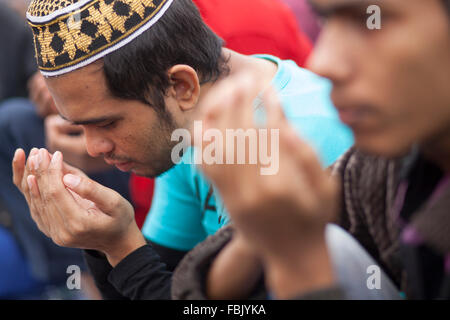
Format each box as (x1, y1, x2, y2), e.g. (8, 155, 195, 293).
(188, 48, 278, 133)
(200, 48, 278, 98)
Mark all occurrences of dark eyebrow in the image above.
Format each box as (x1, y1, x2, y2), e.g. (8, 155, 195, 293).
(308, 0, 378, 18)
(60, 114, 116, 126)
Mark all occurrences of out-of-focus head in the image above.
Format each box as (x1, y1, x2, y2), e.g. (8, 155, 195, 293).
(26, 0, 228, 177)
(2, 0, 31, 18)
(307, 0, 450, 157)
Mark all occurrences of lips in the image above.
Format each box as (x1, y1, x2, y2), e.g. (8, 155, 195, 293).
(337, 108, 359, 125)
(335, 103, 381, 137)
(104, 158, 134, 172)
(335, 101, 373, 124)
(114, 161, 134, 172)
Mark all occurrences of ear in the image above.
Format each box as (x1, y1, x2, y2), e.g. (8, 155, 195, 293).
(167, 65, 201, 112)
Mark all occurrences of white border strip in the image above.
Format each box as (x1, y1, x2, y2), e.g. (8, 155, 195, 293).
(27, 0, 92, 24)
(39, 0, 174, 77)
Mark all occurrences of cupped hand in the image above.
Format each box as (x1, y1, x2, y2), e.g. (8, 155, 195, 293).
(12, 148, 146, 266)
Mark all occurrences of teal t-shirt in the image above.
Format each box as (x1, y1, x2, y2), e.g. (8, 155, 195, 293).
(142, 55, 354, 251)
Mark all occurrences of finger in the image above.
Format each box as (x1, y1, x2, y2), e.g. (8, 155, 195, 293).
(228, 73, 261, 130)
(62, 161, 89, 179)
(62, 172, 122, 215)
(68, 189, 96, 209)
(201, 82, 236, 130)
(220, 75, 263, 166)
(26, 175, 50, 238)
(12, 149, 26, 188)
(45, 151, 93, 213)
(201, 72, 262, 128)
(27, 173, 41, 198)
(281, 126, 325, 189)
(31, 149, 57, 233)
(33, 148, 61, 206)
(262, 86, 325, 185)
(262, 87, 288, 130)
(31, 150, 82, 238)
(31, 148, 52, 177)
(21, 148, 39, 200)
(196, 82, 237, 153)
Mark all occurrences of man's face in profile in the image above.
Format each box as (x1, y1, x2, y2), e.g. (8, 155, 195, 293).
(307, 0, 450, 157)
(44, 61, 179, 178)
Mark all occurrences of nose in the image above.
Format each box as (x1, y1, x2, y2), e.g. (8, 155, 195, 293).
(306, 20, 353, 85)
(83, 128, 114, 158)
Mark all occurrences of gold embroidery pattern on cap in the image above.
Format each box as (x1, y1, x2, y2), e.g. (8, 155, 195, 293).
(28, 0, 80, 17)
(27, 0, 165, 73)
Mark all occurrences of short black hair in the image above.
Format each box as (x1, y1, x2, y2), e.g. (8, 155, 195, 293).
(103, 0, 228, 118)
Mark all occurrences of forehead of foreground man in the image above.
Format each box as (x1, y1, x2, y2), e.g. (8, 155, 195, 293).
(27, 0, 173, 77)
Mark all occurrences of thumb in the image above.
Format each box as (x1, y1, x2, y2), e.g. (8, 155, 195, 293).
(62, 161, 89, 179)
(63, 173, 122, 215)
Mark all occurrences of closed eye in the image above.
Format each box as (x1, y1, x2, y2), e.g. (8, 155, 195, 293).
(97, 120, 117, 129)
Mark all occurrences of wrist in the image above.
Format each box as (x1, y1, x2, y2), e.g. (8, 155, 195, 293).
(103, 224, 147, 267)
(263, 235, 336, 299)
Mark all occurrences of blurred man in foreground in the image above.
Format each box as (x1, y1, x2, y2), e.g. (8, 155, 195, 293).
(176, 0, 450, 300)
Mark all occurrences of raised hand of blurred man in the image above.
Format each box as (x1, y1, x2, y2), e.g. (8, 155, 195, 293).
(198, 74, 339, 299)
